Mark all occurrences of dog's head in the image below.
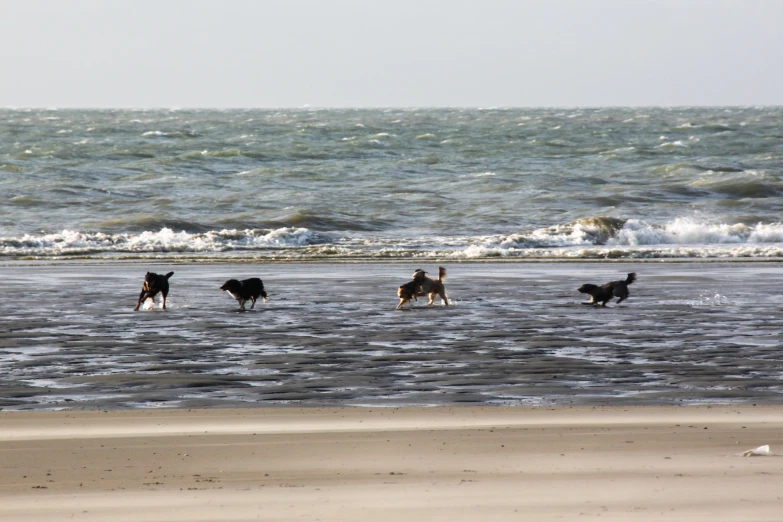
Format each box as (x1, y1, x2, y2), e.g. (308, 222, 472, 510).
(412, 269, 427, 282)
(220, 279, 240, 292)
(142, 271, 157, 290)
(578, 284, 599, 295)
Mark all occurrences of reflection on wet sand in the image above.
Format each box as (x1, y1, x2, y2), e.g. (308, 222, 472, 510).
(1, 262, 783, 410)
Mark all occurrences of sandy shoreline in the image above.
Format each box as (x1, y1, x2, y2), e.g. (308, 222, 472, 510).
(1, 406, 782, 521)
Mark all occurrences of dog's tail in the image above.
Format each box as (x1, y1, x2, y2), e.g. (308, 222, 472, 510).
(625, 272, 636, 285)
(164, 271, 174, 279)
(438, 266, 447, 282)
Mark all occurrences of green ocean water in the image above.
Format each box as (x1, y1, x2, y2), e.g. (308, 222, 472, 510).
(2, 107, 782, 260)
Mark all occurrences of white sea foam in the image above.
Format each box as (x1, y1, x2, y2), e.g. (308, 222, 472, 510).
(658, 140, 688, 148)
(452, 219, 783, 259)
(4, 219, 783, 260)
(0, 227, 321, 257)
(599, 147, 636, 155)
(610, 218, 767, 246)
(691, 292, 729, 307)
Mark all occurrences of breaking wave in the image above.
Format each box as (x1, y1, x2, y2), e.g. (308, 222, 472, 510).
(0, 227, 323, 258)
(458, 217, 783, 259)
(3, 218, 783, 261)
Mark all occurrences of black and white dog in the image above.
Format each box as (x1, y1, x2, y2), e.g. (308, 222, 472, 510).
(220, 278, 268, 311)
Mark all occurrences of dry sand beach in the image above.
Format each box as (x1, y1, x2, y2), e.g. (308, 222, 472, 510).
(1, 406, 782, 522)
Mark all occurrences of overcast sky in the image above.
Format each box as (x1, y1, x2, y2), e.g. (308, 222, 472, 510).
(1, 0, 781, 108)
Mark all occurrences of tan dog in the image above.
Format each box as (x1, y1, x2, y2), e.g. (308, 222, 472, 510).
(412, 267, 448, 306)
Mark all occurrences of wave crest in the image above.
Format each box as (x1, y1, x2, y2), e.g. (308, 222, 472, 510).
(464, 217, 783, 259)
(0, 227, 322, 257)
(495, 216, 627, 248)
(4, 218, 783, 261)
(611, 218, 777, 245)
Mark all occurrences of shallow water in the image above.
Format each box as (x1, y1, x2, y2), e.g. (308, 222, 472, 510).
(2, 262, 782, 410)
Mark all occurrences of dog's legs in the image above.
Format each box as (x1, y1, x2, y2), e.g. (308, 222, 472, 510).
(615, 296, 626, 305)
(250, 297, 256, 309)
(238, 299, 247, 311)
(137, 296, 153, 311)
(440, 292, 449, 306)
(396, 298, 409, 310)
(161, 294, 167, 310)
(134, 290, 148, 311)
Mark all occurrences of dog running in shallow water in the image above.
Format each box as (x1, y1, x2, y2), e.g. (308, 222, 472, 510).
(396, 267, 448, 309)
(578, 272, 636, 307)
(133, 271, 174, 311)
(220, 278, 268, 311)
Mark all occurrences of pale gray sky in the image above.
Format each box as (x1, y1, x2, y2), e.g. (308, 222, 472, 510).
(1, 0, 781, 108)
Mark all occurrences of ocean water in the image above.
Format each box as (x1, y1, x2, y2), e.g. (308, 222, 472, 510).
(2, 107, 783, 261)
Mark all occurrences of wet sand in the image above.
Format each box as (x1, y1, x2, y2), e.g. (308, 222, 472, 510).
(1, 261, 783, 409)
(1, 406, 782, 521)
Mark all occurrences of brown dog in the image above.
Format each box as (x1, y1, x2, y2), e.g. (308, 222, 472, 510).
(413, 267, 449, 306)
(578, 272, 636, 307)
(133, 271, 174, 311)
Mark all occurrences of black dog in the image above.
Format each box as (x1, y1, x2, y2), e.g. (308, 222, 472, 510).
(133, 271, 174, 311)
(578, 272, 636, 307)
(220, 278, 268, 310)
